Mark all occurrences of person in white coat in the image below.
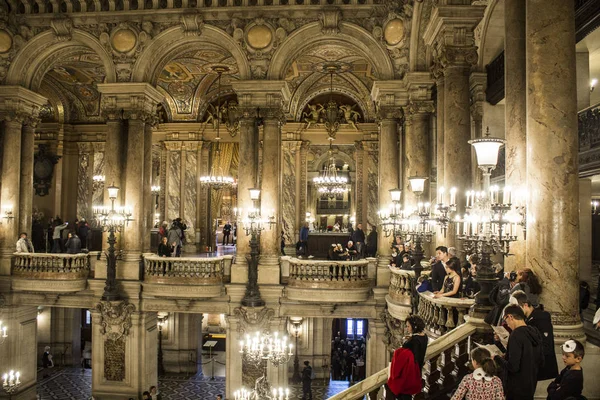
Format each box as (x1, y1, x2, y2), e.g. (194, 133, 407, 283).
(15, 232, 34, 253)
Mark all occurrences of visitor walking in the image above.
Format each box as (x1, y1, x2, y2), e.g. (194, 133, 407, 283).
(301, 360, 313, 400)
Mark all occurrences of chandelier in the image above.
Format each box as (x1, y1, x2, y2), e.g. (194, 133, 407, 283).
(200, 65, 235, 189)
(313, 142, 348, 198)
(237, 331, 293, 400)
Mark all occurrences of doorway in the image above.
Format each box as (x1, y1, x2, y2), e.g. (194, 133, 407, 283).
(330, 318, 367, 383)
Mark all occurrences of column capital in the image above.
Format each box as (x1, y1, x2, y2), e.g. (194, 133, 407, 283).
(231, 80, 291, 111)
(0, 86, 48, 123)
(403, 100, 435, 124)
(98, 83, 164, 121)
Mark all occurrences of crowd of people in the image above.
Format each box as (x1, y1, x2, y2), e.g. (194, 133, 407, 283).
(156, 217, 188, 257)
(15, 216, 91, 255)
(296, 222, 378, 259)
(330, 332, 367, 384)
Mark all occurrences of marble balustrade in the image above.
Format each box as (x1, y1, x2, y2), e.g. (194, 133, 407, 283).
(12, 253, 90, 277)
(388, 266, 415, 303)
(417, 291, 473, 339)
(143, 254, 229, 284)
(327, 323, 477, 400)
(287, 258, 374, 286)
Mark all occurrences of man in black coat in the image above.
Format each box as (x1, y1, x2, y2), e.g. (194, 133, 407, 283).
(351, 223, 366, 258)
(301, 361, 313, 400)
(494, 305, 544, 400)
(511, 290, 558, 381)
(430, 246, 449, 292)
(222, 221, 232, 245)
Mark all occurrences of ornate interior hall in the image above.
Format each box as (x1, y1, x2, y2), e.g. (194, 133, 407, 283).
(0, 0, 600, 399)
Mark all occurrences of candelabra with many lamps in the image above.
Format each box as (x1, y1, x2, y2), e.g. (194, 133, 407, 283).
(313, 141, 348, 198)
(157, 314, 168, 376)
(452, 128, 526, 315)
(289, 317, 303, 383)
(92, 183, 133, 301)
(237, 331, 293, 399)
(234, 188, 275, 308)
(2, 370, 20, 395)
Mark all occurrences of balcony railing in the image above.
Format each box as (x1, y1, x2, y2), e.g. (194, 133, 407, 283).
(387, 266, 415, 304)
(142, 254, 231, 298)
(327, 323, 477, 400)
(418, 291, 474, 339)
(283, 257, 376, 302)
(11, 253, 90, 293)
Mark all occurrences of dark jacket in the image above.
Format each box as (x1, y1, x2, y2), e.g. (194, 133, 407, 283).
(301, 365, 312, 383)
(300, 226, 309, 242)
(463, 275, 481, 298)
(65, 235, 82, 254)
(546, 366, 583, 400)
(402, 333, 428, 371)
(485, 277, 512, 325)
(527, 308, 558, 381)
(430, 261, 447, 292)
(494, 325, 544, 400)
(351, 228, 365, 244)
(157, 243, 171, 257)
(223, 223, 232, 234)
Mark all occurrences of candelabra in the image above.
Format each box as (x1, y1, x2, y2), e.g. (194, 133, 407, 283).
(92, 183, 133, 301)
(238, 331, 293, 399)
(151, 185, 161, 210)
(592, 200, 599, 215)
(234, 188, 275, 308)
(1, 205, 13, 222)
(157, 314, 168, 376)
(454, 128, 526, 315)
(2, 370, 20, 395)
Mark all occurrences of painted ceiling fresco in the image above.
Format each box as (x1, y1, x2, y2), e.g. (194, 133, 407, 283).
(156, 46, 240, 121)
(43, 52, 106, 122)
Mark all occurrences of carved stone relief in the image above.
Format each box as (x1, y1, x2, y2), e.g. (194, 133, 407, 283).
(233, 306, 275, 335)
(381, 308, 406, 351)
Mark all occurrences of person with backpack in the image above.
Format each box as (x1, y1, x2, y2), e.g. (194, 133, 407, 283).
(485, 266, 513, 325)
(301, 360, 313, 400)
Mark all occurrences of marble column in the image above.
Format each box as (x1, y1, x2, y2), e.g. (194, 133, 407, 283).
(259, 115, 282, 274)
(19, 120, 36, 237)
(433, 66, 447, 248)
(225, 316, 242, 399)
(403, 101, 433, 209)
(122, 116, 146, 266)
(143, 122, 154, 253)
(0, 118, 23, 266)
(442, 54, 476, 248)
(366, 319, 390, 378)
(0, 306, 38, 400)
(526, 0, 582, 336)
(504, 0, 527, 271)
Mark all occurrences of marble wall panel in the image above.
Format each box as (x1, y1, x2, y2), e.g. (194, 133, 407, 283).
(168, 152, 181, 221)
(92, 152, 105, 206)
(184, 152, 197, 233)
(282, 142, 298, 245)
(366, 143, 379, 229)
(77, 153, 90, 220)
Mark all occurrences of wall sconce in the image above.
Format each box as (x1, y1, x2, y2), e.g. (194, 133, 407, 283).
(591, 78, 598, 92)
(2, 206, 13, 222)
(592, 200, 599, 215)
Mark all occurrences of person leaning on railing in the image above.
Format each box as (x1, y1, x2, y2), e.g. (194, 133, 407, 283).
(433, 258, 462, 299)
(157, 236, 171, 258)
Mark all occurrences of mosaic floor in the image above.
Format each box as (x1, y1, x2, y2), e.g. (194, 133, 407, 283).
(36, 368, 349, 400)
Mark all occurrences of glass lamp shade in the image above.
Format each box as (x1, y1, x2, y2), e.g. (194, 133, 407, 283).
(389, 188, 402, 202)
(469, 134, 506, 169)
(408, 177, 428, 194)
(249, 188, 261, 201)
(107, 184, 119, 200)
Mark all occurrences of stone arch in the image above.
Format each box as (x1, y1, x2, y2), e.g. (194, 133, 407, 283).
(267, 22, 394, 80)
(6, 29, 116, 90)
(132, 25, 251, 83)
(477, 0, 504, 71)
(312, 146, 355, 173)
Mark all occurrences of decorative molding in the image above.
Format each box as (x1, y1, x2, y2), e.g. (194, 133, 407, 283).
(233, 306, 275, 335)
(319, 8, 342, 35)
(96, 300, 136, 340)
(380, 308, 405, 351)
(181, 12, 204, 36)
(50, 17, 73, 41)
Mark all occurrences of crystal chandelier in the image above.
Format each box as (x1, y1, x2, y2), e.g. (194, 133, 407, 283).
(313, 142, 348, 198)
(200, 65, 235, 190)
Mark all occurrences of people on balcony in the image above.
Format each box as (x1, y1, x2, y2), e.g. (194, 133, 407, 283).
(365, 226, 377, 257)
(546, 339, 584, 400)
(485, 265, 513, 326)
(493, 305, 544, 400)
(450, 347, 505, 400)
(15, 232, 34, 253)
(391, 236, 403, 254)
(65, 233, 82, 254)
(462, 255, 481, 299)
(76, 218, 90, 250)
(511, 290, 558, 381)
(430, 246, 449, 292)
(510, 268, 543, 308)
(298, 222, 310, 258)
(51, 219, 68, 253)
(434, 258, 461, 298)
(157, 237, 172, 258)
(345, 241, 358, 260)
(350, 223, 365, 258)
(168, 220, 183, 257)
(222, 220, 232, 245)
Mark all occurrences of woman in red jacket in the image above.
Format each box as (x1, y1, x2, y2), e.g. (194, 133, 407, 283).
(386, 315, 429, 400)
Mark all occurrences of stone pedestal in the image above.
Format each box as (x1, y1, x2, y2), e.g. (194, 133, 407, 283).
(525, 0, 582, 339)
(91, 302, 157, 399)
(0, 306, 38, 400)
(504, 0, 527, 271)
